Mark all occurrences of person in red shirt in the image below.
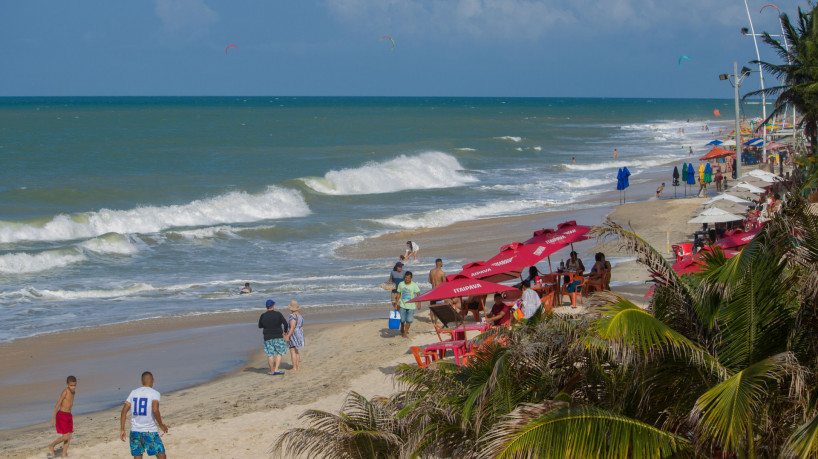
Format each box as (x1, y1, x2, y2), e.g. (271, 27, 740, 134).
(485, 293, 511, 327)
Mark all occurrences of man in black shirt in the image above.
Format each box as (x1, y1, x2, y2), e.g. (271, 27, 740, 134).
(258, 300, 289, 375)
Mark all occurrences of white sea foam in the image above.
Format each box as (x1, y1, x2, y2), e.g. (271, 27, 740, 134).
(560, 178, 612, 189)
(494, 136, 522, 142)
(0, 186, 310, 244)
(371, 200, 553, 230)
(562, 156, 679, 172)
(168, 226, 239, 240)
(300, 152, 476, 195)
(0, 249, 86, 274)
(78, 233, 139, 255)
(29, 283, 156, 300)
(533, 146, 542, 151)
(454, 147, 476, 151)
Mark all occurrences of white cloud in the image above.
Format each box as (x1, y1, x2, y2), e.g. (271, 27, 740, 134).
(154, 0, 219, 34)
(324, 0, 748, 40)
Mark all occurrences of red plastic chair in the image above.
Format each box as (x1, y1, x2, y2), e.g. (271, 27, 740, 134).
(433, 323, 455, 342)
(560, 276, 586, 308)
(676, 243, 694, 262)
(410, 346, 440, 368)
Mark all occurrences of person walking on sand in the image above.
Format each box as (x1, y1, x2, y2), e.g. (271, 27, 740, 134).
(121, 371, 169, 459)
(405, 241, 419, 261)
(284, 300, 304, 372)
(396, 271, 421, 338)
(258, 299, 289, 375)
(48, 375, 77, 458)
(656, 183, 665, 198)
(428, 259, 445, 304)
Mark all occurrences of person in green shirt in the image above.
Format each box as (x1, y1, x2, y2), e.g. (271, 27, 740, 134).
(396, 271, 421, 338)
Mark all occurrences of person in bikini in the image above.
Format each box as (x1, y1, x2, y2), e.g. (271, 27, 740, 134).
(48, 375, 77, 458)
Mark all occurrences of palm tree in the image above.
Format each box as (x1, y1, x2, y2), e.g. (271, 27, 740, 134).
(745, 3, 818, 160)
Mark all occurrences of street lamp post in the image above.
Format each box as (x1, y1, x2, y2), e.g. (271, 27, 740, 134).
(720, 62, 751, 180)
(741, 0, 768, 163)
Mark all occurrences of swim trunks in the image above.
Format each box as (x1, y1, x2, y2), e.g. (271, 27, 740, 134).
(130, 431, 165, 456)
(55, 410, 73, 434)
(264, 338, 287, 356)
(399, 307, 415, 324)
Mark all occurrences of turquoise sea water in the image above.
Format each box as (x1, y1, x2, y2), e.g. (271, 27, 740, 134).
(0, 97, 734, 342)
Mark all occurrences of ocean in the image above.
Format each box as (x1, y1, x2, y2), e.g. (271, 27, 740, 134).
(0, 97, 734, 343)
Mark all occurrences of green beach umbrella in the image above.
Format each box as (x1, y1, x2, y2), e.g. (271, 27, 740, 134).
(704, 163, 712, 183)
(682, 163, 688, 197)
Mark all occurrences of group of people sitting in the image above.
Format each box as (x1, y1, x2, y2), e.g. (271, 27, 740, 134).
(431, 251, 613, 329)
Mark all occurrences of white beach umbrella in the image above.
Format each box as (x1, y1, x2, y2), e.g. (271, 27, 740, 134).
(699, 201, 750, 214)
(704, 193, 753, 205)
(726, 190, 761, 202)
(736, 176, 774, 188)
(688, 207, 745, 224)
(732, 181, 767, 194)
(720, 139, 737, 146)
(745, 169, 782, 182)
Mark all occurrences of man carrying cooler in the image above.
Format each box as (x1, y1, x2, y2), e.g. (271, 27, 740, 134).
(396, 271, 421, 338)
(121, 371, 168, 459)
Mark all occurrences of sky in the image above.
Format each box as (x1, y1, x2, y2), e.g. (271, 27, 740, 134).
(0, 0, 808, 98)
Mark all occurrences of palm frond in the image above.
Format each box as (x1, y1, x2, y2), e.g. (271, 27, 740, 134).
(783, 414, 818, 458)
(692, 353, 805, 455)
(590, 292, 726, 378)
(478, 403, 692, 459)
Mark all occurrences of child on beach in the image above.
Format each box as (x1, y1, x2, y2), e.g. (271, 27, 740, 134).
(48, 375, 77, 458)
(121, 371, 169, 459)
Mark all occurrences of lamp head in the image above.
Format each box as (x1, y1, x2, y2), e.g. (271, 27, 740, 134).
(719, 74, 730, 80)
(741, 66, 752, 76)
(741, 27, 749, 35)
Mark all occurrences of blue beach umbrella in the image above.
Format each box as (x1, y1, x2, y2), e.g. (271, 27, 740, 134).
(687, 163, 696, 185)
(682, 162, 689, 197)
(706, 140, 724, 146)
(616, 168, 624, 203)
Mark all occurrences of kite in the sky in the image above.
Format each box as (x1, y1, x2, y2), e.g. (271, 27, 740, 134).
(678, 56, 690, 68)
(379, 36, 395, 50)
(225, 44, 239, 54)
(760, 4, 779, 13)
(714, 109, 722, 117)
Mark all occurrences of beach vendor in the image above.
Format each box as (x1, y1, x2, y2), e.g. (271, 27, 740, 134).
(388, 262, 404, 308)
(121, 371, 169, 459)
(396, 271, 421, 338)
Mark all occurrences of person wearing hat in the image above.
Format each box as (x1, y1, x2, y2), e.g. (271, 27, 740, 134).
(283, 301, 304, 372)
(258, 300, 289, 375)
(388, 262, 405, 309)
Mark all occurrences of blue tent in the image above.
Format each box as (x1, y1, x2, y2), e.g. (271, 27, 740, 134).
(706, 140, 724, 146)
(687, 163, 696, 185)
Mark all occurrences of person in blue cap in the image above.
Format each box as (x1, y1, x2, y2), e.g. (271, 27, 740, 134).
(258, 300, 289, 375)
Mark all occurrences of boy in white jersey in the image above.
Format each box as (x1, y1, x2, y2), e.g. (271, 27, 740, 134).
(120, 371, 169, 459)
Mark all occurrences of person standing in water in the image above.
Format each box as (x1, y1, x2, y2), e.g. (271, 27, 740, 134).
(613, 149, 618, 159)
(405, 241, 419, 261)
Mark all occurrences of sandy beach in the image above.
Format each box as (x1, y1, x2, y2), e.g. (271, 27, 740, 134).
(2, 170, 713, 458)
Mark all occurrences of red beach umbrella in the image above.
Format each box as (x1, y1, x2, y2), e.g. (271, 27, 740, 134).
(715, 229, 760, 250)
(555, 221, 593, 244)
(460, 242, 565, 282)
(408, 274, 517, 304)
(699, 147, 735, 161)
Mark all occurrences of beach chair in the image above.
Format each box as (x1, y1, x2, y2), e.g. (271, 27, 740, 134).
(560, 276, 585, 308)
(410, 346, 439, 369)
(429, 304, 464, 329)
